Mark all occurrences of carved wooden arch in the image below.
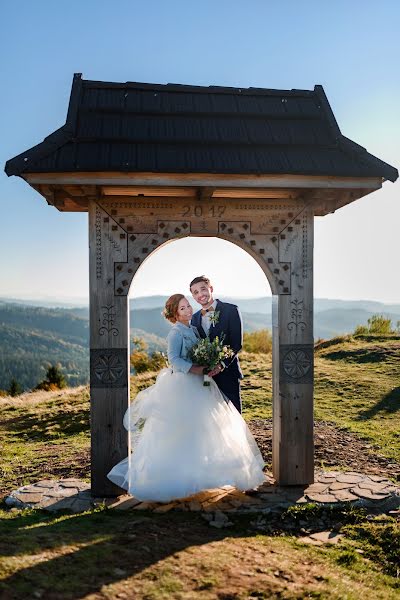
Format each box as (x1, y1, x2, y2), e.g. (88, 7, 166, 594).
(89, 195, 314, 496)
(94, 196, 309, 297)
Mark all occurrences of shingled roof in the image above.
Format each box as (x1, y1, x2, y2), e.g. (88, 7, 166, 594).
(5, 73, 398, 182)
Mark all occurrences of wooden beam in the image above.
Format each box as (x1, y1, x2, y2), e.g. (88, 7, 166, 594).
(213, 188, 299, 199)
(101, 186, 197, 197)
(23, 172, 383, 190)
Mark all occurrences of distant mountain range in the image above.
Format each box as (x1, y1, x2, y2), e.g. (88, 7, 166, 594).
(0, 296, 399, 391)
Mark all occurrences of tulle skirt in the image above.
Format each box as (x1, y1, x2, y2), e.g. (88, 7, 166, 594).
(107, 368, 265, 502)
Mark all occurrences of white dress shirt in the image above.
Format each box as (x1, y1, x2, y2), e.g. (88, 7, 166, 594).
(201, 299, 217, 336)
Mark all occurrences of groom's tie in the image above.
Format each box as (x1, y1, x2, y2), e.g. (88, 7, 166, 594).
(201, 307, 214, 316)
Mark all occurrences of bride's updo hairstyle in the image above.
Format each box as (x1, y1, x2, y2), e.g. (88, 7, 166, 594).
(163, 294, 185, 323)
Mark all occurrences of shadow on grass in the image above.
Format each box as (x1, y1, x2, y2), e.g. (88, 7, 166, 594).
(3, 408, 90, 441)
(322, 346, 400, 364)
(356, 386, 400, 420)
(0, 506, 261, 599)
(0, 500, 397, 598)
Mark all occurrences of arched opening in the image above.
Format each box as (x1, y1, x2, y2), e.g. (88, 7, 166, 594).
(126, 235, 274, 408)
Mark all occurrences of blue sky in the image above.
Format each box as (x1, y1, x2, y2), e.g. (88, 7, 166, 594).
(1, 0, 399, 302)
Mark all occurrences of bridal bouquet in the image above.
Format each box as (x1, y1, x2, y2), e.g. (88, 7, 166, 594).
(188, 335, 234, 386)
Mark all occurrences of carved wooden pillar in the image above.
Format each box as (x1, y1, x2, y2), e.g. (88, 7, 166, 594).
(272, 206, 314, 484)
(88, 200, 130, 496)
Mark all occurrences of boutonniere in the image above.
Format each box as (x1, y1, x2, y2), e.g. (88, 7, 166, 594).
(209, 310, 220, 327)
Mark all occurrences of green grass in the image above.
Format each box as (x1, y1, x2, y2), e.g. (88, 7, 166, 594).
(240, 337, 400, 462)
(0, 335, 399, 598)
(1, 335, 399, 496)
(0, 506, 399, 599)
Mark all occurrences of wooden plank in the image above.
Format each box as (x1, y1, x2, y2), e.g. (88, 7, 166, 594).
(213, 188, 299, 199)
(23, 171, 383, 190)
(102, 186, 197, 197)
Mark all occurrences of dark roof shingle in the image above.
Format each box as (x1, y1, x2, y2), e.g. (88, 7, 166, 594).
(5, 74, 398, 182)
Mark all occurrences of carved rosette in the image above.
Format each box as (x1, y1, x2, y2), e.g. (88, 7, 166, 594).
(279, 344, 313, 384)
(90, 349, 128, 388)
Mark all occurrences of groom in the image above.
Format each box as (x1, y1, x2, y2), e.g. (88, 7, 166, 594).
(190, 276, 243, 413)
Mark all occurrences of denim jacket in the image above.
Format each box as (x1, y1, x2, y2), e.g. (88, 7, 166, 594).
(167, 322, 199, 374)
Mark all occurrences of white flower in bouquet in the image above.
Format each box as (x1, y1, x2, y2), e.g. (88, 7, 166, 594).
(188, 334, 234, 386)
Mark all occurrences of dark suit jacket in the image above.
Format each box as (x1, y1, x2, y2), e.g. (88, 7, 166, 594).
(191, 300, 243, 379)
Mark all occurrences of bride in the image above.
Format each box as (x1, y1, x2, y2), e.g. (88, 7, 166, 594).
(107, 294, 266, 502)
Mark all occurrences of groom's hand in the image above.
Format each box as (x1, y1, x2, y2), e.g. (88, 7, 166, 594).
(208, 363, 224, 377)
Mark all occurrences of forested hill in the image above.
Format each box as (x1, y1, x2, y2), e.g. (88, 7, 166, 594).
(0, 304, 89, 391)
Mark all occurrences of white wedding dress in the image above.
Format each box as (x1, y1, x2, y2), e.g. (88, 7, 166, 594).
(107, 331, 265, 502)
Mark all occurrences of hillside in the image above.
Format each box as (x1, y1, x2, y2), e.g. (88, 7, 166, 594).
(0, 335, 399, 599)
(1, 297, 400, 391)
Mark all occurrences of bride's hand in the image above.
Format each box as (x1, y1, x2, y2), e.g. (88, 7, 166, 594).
(207, 364, 224, 377)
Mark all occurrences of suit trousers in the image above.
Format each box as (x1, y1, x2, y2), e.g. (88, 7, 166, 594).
(213, 369, 242, 414)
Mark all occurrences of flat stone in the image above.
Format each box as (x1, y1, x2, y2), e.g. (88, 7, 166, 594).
(4, 495, 25, 508)
(368, 475, 393, 482)
(332, 491, 360, 502)
(70, 499, 92, 513)
(153, 502, 178, 513)
(132, 502, 160, 511)
(357, 481, 392, 492)
(44, 498, 76, 511)
(59, 481, 89, 489)
(13, 493, 43, 503)
(309, 530, 344, 545)
(189, 489, 224, 503)
(351, 487, 390, 500)
(306, 493, 338, 504)
(108, 497, 142, 510)
(188, 500, 202, 511)
(328, 482, 353, 491)
(43, 490, 77, 499)
(336, 474, 365, 484)
(33, 480, 57, 488)
(304, 483, 329, 494)
(316, 472, 340, 479)
(381, 486, 399, 493)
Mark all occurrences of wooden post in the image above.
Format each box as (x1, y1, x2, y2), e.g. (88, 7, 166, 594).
(272, 206, 314, 484)
(88, 200, 130, 496)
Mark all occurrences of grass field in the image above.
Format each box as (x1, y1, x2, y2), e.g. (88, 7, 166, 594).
(0, 335, 399, 598)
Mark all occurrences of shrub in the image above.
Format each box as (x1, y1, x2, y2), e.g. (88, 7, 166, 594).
(243, 329, 272, 354)
(367, 314, 392, 334)
(8, 377, 23, 397)
(130, 337, 167, 373)
(354, 314, 394, 336)
(354, 324, 368, 336)
(35, 364, 67, 391)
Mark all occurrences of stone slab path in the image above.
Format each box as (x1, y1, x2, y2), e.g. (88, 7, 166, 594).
(5, 470, 400, 514)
